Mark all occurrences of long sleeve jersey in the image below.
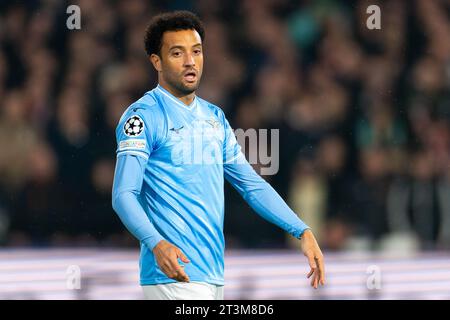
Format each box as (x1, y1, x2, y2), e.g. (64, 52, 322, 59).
(112, 85, 309, 285)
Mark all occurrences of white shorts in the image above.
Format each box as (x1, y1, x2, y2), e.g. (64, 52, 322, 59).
(142, 281, 224, 300)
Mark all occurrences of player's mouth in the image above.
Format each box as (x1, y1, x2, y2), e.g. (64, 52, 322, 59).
(183, 70, 197, 83)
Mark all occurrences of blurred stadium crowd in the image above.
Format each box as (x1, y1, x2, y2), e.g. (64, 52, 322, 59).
(0, 0, 449, 252)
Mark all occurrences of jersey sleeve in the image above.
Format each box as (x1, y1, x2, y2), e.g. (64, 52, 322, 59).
(112, 154, 165, 250)
(112, 103, 166, 250)
(224, 157, 310, 239)
(115, 104, 159, 161)
(220, 110, 310, 239)
(220, 110, 243, 164)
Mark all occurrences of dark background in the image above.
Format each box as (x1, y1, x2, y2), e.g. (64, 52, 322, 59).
(0, 0, 449, 253)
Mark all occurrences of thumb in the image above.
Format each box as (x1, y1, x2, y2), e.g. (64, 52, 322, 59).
(178, 250, 190, 263)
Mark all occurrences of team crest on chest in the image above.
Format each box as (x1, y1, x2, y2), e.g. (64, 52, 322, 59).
(205, 118, 220, 129)
(124, 115, 144, 137)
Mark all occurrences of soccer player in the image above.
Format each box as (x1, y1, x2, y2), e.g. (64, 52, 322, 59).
(112, 11, 325, 300)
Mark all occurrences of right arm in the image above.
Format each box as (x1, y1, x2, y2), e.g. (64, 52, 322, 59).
(111, 153, 164, 250)
(112, 106, 190, 282)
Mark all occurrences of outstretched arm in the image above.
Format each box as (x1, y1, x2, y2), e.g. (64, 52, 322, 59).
(224, 153, 325, 288)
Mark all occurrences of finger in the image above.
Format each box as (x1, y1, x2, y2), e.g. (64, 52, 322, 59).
(162, 266, 174, 279)
(310, 271, 316, 287)
(306, 253, 317, 271)
(315, 268, 320, 289)
(307, 268, 314, 279)
(178, 250, 190, 264)
(166, 268, 184, 282)
(310, 268, 321, 289)
(161, 256, 185, 281)
(320, 262, 325, 285)
(316, 256, 325, 286)
(159, 261, 171, 275)
(169, 260, 190, 282)
(164, 263, 176, 278)
(176, 270, 190, 282)
(160, 258, 186, 282)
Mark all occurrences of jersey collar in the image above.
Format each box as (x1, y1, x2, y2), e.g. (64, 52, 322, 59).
(156, 84, 197, 110)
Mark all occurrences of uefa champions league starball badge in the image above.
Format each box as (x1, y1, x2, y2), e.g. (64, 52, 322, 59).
(123, 115, 144, 137)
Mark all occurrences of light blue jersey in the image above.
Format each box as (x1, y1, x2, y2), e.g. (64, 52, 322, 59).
(112, 84, 309, 286)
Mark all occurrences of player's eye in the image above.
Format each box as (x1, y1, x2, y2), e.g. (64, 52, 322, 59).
(172, 51, 182, 57)
(193, 49, 202, 55)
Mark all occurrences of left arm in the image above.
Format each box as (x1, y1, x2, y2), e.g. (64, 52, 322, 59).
(224, 155, 325, 288)
(224, 154, 310, 239)
(220, 108, 325, 288)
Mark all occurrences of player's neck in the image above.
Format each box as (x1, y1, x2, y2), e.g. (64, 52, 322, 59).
(158, 83, 196, 106)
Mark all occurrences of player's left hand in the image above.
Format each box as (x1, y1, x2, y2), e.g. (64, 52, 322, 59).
(300, 229, 325, 289)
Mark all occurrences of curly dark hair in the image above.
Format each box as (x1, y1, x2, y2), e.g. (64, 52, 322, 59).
(144, 11, 205, 57)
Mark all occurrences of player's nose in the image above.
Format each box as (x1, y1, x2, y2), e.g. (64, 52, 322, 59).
(183, 53, 195, 67)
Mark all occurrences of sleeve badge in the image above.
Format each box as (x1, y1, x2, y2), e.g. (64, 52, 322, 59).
(123, 115, 144, 137)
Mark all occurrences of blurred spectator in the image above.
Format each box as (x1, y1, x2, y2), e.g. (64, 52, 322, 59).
(0, 0, 449, 251)
(288, 156, 326, 248)
(351, 147, 392, 248)
(8, 142, 64, 246)
(387, 149, 450, 250)
(355, 104, 407, 150)
(316, 135, 355, 251)
(0, 91, 38, 193)
(82, 158, 127, 246)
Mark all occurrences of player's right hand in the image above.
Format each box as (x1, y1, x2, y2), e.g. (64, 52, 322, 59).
(152, 240, 191, 282)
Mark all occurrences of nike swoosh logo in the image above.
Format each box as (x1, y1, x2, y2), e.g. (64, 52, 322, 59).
(170, 126, 184, 133)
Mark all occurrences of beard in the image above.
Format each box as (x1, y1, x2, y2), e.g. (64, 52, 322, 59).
(166, 74, 201, 96)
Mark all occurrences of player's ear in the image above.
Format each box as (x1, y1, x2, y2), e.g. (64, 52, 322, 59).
(150, 54, 162, 72)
